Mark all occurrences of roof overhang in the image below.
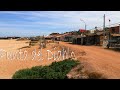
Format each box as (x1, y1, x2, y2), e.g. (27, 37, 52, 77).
(111, 34, 120, 36)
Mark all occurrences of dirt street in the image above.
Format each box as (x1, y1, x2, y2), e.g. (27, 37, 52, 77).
(0, 40, 120, 79)
(59, 42, 120, 79)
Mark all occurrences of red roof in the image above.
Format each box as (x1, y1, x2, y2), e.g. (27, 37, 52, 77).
(79, 29, 86, 32)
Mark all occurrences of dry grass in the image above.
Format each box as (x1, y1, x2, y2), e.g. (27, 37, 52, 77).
(67, 64, 107, 79)
(18, 46, 31, 49)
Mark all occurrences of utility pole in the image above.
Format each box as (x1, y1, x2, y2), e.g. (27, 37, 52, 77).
(103, 14, 106, 48)
(119, 24, 120, 34)
(108, 19, 111, 40)
(80, 19, 86, 30)
(103, 14, 106, 37)
(85, 24, 87, 31)
(80, 19, 86, 45)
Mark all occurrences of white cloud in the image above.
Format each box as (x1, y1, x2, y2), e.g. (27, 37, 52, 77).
(1, 11, 120, 36)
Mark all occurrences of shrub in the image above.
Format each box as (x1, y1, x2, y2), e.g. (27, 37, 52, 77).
(12, 58, 79, 79)
(50, 59, 79, 73)
(66, 65, 106, 79)
(88, 72, 106, 79)
(29, 41, 38, 46)
(12, 68, 40, 79)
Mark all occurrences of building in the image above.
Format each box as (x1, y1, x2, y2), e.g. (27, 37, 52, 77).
(0, 37, 20, 40)
(85, 33, 96, 45)
(109, 25, 120, 34)
(90, 30, 95, 34)
(96, 31, 104, 45)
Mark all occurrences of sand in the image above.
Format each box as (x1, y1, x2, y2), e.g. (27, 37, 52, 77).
(0, 39, 63, 79)
(1, 40, 120, 79)
(59, 42, 120, 79)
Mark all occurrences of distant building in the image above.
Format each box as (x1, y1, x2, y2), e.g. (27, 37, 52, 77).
(90, 30, 95, 33)
(79, 29, 86, 33)
(49, 33, 60, 36)
(0, 37, 20, 39)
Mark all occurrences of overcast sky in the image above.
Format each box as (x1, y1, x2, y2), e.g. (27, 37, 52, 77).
(0, 11, 120, 37)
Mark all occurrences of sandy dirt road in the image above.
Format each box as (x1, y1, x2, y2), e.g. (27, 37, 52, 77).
(59, 42, 120, 79)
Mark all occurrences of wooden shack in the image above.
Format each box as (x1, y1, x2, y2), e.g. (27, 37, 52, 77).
(86, 33, 96, 45)
(64, 36, 73, 42)
(109, 26, 120, 34)
(72, 38, 77, 44)
(73, 35, 86, 45)
(96, 31, 104, 46)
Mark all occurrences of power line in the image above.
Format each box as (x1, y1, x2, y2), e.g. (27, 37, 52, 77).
(90, 11, 116, 30)
(89, 22, 120, 30)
